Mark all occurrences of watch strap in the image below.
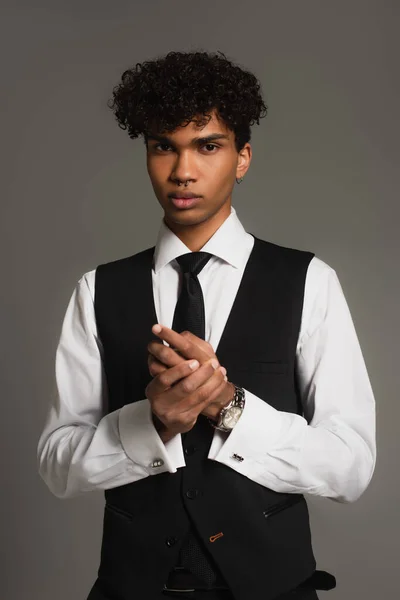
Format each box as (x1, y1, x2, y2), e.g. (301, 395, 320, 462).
(207, 384, 245, 431)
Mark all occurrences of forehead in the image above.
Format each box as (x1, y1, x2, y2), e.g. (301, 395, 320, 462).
(150, 110, 233, 142)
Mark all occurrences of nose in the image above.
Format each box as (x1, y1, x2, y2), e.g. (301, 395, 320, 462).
(171, 152, 197, 185)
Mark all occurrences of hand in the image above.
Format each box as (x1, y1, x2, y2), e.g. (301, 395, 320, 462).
(149, 324, 222, 368)
(145, 346, 226, 439)
(146, 324, 235, 429)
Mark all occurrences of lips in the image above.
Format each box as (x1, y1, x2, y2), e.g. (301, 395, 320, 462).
(171, 197, 201, 209)
(169, 192, 199, 199)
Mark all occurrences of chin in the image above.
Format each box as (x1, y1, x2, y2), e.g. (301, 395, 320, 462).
(164, 208, 208, 226)
(165, 211, 201, 223)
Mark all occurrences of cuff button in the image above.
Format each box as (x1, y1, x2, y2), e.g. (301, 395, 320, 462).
(231, 453, 244, 462)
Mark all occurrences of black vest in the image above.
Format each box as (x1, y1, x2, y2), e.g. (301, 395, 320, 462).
(89, 234, 320, 600)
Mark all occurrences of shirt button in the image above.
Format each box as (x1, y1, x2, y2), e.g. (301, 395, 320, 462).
(165, 536, 178, 547)
(186, 489, 199, 499)
(151, 458, 164, 468)
(184, 445, 197, 455)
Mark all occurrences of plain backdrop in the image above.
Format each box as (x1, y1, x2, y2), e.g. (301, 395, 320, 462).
(0, 1, 398, 599)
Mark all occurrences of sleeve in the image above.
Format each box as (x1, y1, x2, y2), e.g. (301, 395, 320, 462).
(36, 270, 186, 499)
(208, 261, 376, 503)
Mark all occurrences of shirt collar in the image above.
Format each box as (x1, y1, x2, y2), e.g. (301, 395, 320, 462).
(153, 205, 249, 273)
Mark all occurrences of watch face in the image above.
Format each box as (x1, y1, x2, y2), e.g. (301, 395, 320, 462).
(222, 407, 242, 428)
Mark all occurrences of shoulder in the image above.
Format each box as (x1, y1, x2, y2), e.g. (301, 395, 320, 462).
(307, 255, 337, 284)
(96, 245, 155, 273)
(253, 235, 314, 267)
(252, 237, 317, 288)
(301, 255, 340, 341)
(254, 234, 337, 281)
(79, 246, 156, 300)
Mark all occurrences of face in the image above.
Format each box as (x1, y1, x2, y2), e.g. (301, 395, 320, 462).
(146, 109, 251, 249)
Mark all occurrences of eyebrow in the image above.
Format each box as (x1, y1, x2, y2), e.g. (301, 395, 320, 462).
(146, 133, 230, 145)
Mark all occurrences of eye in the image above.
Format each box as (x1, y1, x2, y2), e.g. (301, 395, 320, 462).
(202, 143, 219, 152)
(152, 143, 220, 153)
(154, 143, 172, 152)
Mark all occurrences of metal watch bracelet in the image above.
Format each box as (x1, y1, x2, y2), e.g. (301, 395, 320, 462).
(207, 384, 245, 431)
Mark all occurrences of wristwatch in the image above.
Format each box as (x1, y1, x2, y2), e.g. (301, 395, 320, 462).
(207, 384, 246, 432)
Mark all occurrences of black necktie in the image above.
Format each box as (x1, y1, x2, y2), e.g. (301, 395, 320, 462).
(171, 251, 222, 587)
(172, 252, 213, 339)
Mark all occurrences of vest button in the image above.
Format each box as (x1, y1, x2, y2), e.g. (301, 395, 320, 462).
(186, 488, 199, 499)
(184, 445, 197, 455)
(165, 536, 178, 547)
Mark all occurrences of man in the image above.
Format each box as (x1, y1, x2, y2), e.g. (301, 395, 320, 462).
(37, 50, 376, 600)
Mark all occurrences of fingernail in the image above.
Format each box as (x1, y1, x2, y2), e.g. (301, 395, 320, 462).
(220, 366, 227, 376)
(152, 324, 162, 333)
(211, 359, 219, 370)
(224, 375, 228, 381)
(189, 360, 199, 370)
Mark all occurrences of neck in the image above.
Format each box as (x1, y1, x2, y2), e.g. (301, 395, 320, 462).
(164, 202, 231, 252)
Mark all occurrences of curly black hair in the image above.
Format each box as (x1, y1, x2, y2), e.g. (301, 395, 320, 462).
(107, 50, 268, 153)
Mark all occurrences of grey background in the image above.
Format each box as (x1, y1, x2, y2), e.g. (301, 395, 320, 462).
(1, 1, 398, 598)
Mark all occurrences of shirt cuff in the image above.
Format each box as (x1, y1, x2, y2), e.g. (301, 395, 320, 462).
(208, 388, 290, 474)
(119, 399, 186, 474)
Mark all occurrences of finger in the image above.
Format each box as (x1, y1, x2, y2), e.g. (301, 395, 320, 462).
(191, 366, 226, 406)
(148, 341, 227, 384)
(179, 332, 227, 377)
(172, 370, 226, 423)
(149, 358, 201, 394)
(148, 355, 168, 377)
(147, 340, 185, 368)
(151, 324, 210, 364)
(166, 359, 223, 407)
(200, 378, 228, 408)
(180, 331, 214, 356)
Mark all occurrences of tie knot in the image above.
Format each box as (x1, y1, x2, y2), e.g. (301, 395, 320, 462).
(175, 252, 213, 277)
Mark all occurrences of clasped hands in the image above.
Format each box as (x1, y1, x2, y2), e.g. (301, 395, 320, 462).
(145, 323, 235, 438)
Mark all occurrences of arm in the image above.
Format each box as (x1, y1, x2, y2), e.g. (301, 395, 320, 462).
(208, 259, 376, 503)
(37, 271, 186, 499)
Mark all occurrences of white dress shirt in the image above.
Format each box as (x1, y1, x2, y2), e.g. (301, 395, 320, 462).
(37, 206, 376, 503)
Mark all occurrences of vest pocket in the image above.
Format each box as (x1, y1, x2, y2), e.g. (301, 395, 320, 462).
(262, 494, 304, 518)
(105, 503, 134, 521)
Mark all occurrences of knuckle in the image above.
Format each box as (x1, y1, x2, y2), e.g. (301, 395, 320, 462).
(196, 385, 208, 402)
(217, 374, 225, 388)
(208, 370, 222, 388)
(180, 340, 191, 353)
(183, 413, 196, 427)
(181, 378, 193, 394)
(148, 385, 155, 399)
(160, 408, 169, 421)
(158, 372, 170, 387)
(157, 346, 168, 361)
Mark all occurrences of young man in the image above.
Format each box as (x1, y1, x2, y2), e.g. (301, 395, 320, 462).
(37, 50, 376, 600)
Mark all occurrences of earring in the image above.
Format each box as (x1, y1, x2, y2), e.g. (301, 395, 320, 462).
(236, 177, 244, 184)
